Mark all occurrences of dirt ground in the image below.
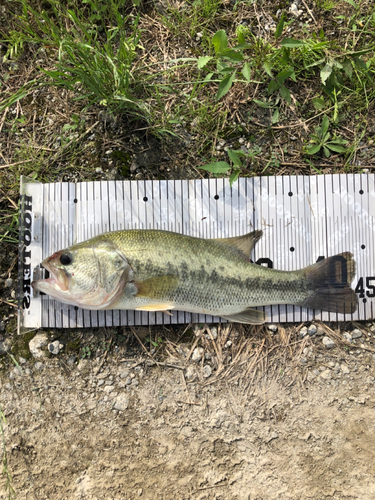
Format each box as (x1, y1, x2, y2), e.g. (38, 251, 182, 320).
(1, 322, 375, 500)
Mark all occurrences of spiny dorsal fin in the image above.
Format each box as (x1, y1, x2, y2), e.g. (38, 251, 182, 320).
(210, 230, 263, 260)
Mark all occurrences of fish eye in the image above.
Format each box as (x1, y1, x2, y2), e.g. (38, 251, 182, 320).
(60, 253, 73, 266)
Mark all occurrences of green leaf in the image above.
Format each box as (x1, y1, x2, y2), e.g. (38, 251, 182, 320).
(312, 97, 325, 110)
(228, 149, 242, 167)
(237, 31, 245, 44)
(229, 169, 240, 187)
(320, 64, 332, 85)
(216, 70, 236, 100)
(222, 49, 244, 62)
(306, 144, 321, 155)
(280, 85, 291, 104)
(199, 161, 231, 173)
(326, 143, 347, 153)
(354, 57, 368, 71)
(198, 56, 213, 69)
(323, 146, 331, 157)
(306, 58, 326, 69)
(212, 30, 228, 54)
(276, 68, 294, 84)
(281, 38, 305, 48)
(268, 80, 280, 95)
(217, 60, 229, 73)
(275, 14, 285, 40)
(203, 72, 214, 82)
(272, 107, 280, 124)
(342, 59, 353, 79)
(343, 0, 356, 6)
(330, 136, 348, 144)
(263, 61, 273, 78)
(241, 61, 251, 82)
(253, 99, 274, 108)
(321, 115, 329, 137)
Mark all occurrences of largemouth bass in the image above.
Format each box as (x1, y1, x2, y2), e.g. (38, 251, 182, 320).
(31, 229, 358, 323)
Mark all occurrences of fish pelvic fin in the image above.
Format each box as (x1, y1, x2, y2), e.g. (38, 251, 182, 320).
(212, 230, 263, 260)
(221, 307, 266, 324)
(135, 304, 175, 312)
(299, 252, 358, 314)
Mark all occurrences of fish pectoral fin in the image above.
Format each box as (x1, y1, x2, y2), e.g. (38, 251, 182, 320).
(211, 230, 263, 260)
(135, 304, 175, 312)
(136, 275, 179, 299)
(220, 308, 266, 325)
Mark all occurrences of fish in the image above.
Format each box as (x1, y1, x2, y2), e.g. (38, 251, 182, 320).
(31, 229, 358, 324)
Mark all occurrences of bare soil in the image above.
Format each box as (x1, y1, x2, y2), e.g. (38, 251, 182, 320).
(1, 323, 375, 500)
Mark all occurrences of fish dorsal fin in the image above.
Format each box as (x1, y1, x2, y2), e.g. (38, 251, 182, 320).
(136, 275, 179, 299)
(220, 307, 266, 325)
(210, 230, 263, 260)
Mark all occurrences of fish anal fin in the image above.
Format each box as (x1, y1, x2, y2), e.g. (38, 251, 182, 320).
(221, 308, 266, 325)
(136, 304, 175, 312)
(136, 275, 179, 299)
(212, 230, 263, 260)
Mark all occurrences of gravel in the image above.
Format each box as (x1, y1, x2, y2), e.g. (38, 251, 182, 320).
(29, 333, 49, 358)
(341, 364, 350, 374)
(299, 326, 308, 338)
(322, 337, 335, 349)
(267, 324, 278, 333)
(0, 338, 11, 354)
(113, 394, 129, 411)
(203, 365, 212, 378)
(316, 326, 325, 336)
(343, 332, 352, 342)
(48, 340, 63, 355)
(308, 324, 317, 336)
(351, 329, 363, 339)
(192, 347, 204, 362)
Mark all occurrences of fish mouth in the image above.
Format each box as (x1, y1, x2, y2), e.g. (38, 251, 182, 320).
(32, 253, 70, 292)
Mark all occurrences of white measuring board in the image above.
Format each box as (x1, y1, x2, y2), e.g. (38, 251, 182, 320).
(18, 174, 375, 332)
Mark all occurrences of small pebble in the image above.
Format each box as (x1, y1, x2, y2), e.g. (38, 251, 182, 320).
(299, 326, 308, 339)
(267, 324, 278, 333)
(320, 369, 332, 380)
(308, 324, 317, 336)
(192, 347, 204, 362)
(34, 362, 44, 371)
(185, 365, 195, 380)
(67, 355, 76, 366)
(48, 340, 62, 355)
(316, 326, 325, 336)
(205, 327, 218, 340)
(322, 336, 335, 349)
(351, 329, 362, 339)
(341, 364, 350, 375)
(203, 365, 212, 378)
(5, 278, 13, 288)
(343, 332, 352, 343)
(0, 339, 11, 355)
(29, 333, 48, 358)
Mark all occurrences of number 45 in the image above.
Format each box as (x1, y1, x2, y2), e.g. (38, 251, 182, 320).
(355, 277, 375, 298)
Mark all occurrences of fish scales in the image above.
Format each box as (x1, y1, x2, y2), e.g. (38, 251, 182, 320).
(104, 230, 310, 314)
(32, 229, 358, 324)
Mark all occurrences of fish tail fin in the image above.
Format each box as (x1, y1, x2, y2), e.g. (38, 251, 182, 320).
(299, 252, 358, 314)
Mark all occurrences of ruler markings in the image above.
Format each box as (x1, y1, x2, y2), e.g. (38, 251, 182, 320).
(19, 175, 375, 329)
